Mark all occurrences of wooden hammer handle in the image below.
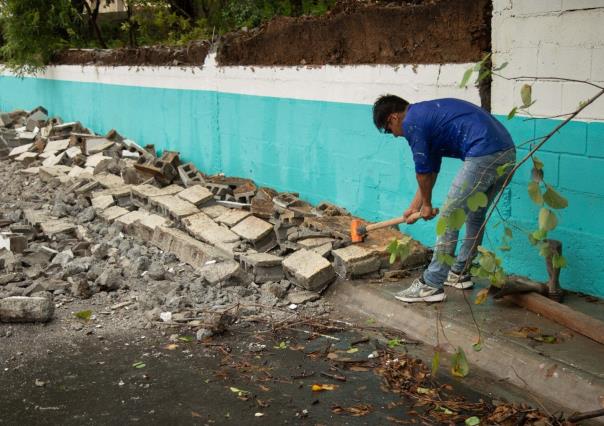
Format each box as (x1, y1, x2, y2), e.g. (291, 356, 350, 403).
(365, 211, 422, 232)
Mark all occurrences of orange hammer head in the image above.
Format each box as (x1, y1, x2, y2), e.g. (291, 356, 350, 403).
(350, 219, 367, 243)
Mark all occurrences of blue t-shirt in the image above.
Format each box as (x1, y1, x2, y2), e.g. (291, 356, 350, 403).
(402, 98, 514, 174)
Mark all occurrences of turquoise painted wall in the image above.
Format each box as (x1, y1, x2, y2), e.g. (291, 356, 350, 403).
(1, 75, 603, 297)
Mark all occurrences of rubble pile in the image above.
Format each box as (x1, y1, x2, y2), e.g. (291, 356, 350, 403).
(0, 106, 428, 333)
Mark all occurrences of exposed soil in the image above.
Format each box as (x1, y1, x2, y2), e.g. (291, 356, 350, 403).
(51, 40, 210, 67)
(218, 0, 491, 66)
(49, 0, 490, 67)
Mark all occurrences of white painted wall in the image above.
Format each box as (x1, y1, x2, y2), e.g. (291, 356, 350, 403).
(492, 0, 604, 120)
(2, 53, 480, 106)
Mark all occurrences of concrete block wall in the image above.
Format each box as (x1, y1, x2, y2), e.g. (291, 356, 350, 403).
(0, 56, 479, 268)
(492, 0, 604, 296)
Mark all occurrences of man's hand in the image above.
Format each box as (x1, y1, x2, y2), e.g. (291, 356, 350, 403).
(420, 204, 439, 221)
(403, 207, 419, 221)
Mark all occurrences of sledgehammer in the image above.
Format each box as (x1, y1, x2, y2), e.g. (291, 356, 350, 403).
(350, 209, 438, 243)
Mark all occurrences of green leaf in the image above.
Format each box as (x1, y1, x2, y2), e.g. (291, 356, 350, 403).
(451, 347, 469, 378)
(397, 243, 411, 262)
(465, 416, 481, 426)
(436, 216, 448, 236)
(499, 245, 511, 251)
(178, 335, 194, 342)
(543, 185, 568, 209)
(472, 341, 482, 352)
(539, 208, 558, 232)
(437, 252, 455, 266)
(531, 228, 548, 242)
(389, 252, 397, 264)
(520, 84, 532, 107)
(388, 338, 402, 348)
(552, 253, 567, 269)
(386, 238, 398, 255)
(448, 208, 466, 230)
(476, 68, 491, 83)
(496, 162, 513, 176)
(507, 107, 518, 120)
(527, 182, 544, 205)
(467, 191, 488, 212)
(431, 351, 440, 377)
(460, 68, 473, 88)
(74, 310, 92, 321)
(274, 341, 288, 350)
(533, 156, 544, 170)
(493, 61, 508, 71)
(132, 361, 146, 369)
(538, 241, 551, 258)
(492, 270, 507, 287)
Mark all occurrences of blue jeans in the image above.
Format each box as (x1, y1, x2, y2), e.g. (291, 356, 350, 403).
(423, 148, 516, 289)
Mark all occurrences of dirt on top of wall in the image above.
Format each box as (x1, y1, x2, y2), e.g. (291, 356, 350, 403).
(217, 0, 491, 66)
(51, 40, 210, 67)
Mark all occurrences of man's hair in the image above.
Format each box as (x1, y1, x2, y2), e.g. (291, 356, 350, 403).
(372, 95, 409, 132)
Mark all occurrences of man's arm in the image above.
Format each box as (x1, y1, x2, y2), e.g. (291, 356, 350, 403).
(406, 172, 438, 223)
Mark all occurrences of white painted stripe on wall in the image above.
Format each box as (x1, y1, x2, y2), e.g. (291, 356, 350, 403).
(1, 53, 480, 106)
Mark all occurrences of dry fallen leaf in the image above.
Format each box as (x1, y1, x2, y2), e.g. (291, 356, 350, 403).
(505, 326, 540, 338)
(331, 404, 373, 416)
(545, 364, 558, 378)
(348, 366, 370, 372)
(311, 383, 338, 392)
(191, 411, 203, 418)
(165, 344, 178, 350)
(474, 288, 489, 305)
(258, 384, 271, 392)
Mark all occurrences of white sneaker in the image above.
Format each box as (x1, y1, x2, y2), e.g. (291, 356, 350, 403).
(395, 279, 446, 303)
(444, 270, 474, 289)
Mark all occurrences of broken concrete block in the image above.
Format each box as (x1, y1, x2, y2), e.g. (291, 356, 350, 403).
(67, 166, 87, 178)
(8, 143, 33, 158)
(239, 252, 284, 283)
(200, 203, 230, 219)
(39, 165, 71, 182)
(0, 233, 28, 253)
(311, 242, 333, 258)
(0, 296, 54, 323)
(99, 206, 129, 223)
(332, 245, 381, 278)
(130, 213, 170, 241)
(91, 194, 115, 210)
(282, 249, 335, 291)
(0, 112, 13, 127)
(114, 209, 150, 230)
(287, 289, 321, 305)
(198, 260, 242, 285)
(130, 183, 184, 207)
(231, 216, 273, 242)
(93, 172, 124, 189)
(177, 184, 213, 207)
(85, 153, 110, 168)
(297, 237, 335, 249)
(177, 162, 205, 187)
(148, 195, 198, 221)
(85, 138, 114, 155)
(65, 146, 82, 158)
(43, 138, 69, 153)
(40, 219, 76, 237)
(216, 209, 251, 227)
(41, 152, 65, 167)
(18, 131, 37, 142)
(75, 180, 101, 194)
(150, 227, 230, 269)
(19, 167, 39, 175)
(15, 151, 38, 166)
(182, 212, 239, 245)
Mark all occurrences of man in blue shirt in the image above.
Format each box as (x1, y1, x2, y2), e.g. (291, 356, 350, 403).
(373, 96, 516, 302)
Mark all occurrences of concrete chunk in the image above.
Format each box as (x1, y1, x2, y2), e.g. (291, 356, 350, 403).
(43, 138, 69, 153)
(93, 172, 124, 189)
(91, 194, 115, 210)
(297, 237, 335, 249)
(198, 261, 242, 285)
(115, 209, 150, 229)
(182, 212, 240, 246)
(15, 151, 38, 166)
(41, 152, 65, 167)
(85, 153, 110, 168)
(130, 213, 170, 241)
(282, 249, 335, 291)
(240, 252, 284, 283)
(216, 209, 251, 227)
(200, 204, 230, 219)
(99, 206, 129, 223)
(40, 219, 76, 236)
(0, 296, 54, 323)
(85, 138, 114, 155)
(231, 216, 273, 242)
(332, 245, 381, 278)
(151, 227, 230, 269)
(131, 183, 184, 207)
(65, 146, 82, 158)
(149, 195, 198, 221)
(177, 184, 213, 207)
(8, 143, 33, 158)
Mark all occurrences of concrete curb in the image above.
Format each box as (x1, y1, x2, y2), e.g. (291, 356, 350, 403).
(328, 279, 604, 422)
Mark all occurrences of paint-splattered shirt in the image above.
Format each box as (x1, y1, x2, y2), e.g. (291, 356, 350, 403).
(402, 98, 514, 174)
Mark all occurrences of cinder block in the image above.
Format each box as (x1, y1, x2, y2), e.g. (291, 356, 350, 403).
(93, 172, 124, 189)
(332, 245, 381, 278)
(115, 209, 150, 230)
(586, 122, 604, 158)
(148, 195, 198, 221)
(537, 44, 591, 81)
(591, 48, 604, 82)
(200, 204, 230, 219)
(0, 296, 54, 323)
(231, 216, 273, 242)
(239, 252, 284, 283)
(130, 213, 170, 241)
(282, 248, 335, 291)
(177, 184, 213, 207)
(562, 83, 603, 120)
(514, 0, 561, 15)
(523, 81, 563, 117)
(535, 119, 587, 155)
(99, 205, 129, 223)
(496, 115, 536, 146)
(216, 209, 251, 227)
(131, 183, 184, 207)
(91, 194, 115, 210)
(559, 154, 604, 196)
(559, 9, 604, 47)
(182, 212, 240, 246)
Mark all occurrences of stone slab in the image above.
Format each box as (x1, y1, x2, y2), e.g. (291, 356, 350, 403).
(85, 138, 114, 155)
(93, 172, 125, 189)
(150, 227, 230, 269)
(176, 184, 213, 207)
(130, 213, 171, 241)
(41, 152, 65, 167)
(200, 204, 230, 219)
(65, 146, 82, 158)
(40, 219, 76, 236)
(297, 237, 335, 249)
(231, 216, 273, 242)
(239, 252, 283, 267)
(216, 209, 251, 227)
(39, 165, 72, 182)
(282, 248, 335, 291)
(99, 206, 129, 223)
(43, 138, 69, 153)
(115, 209, 150, 229)
(85, 153, 110, 168)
